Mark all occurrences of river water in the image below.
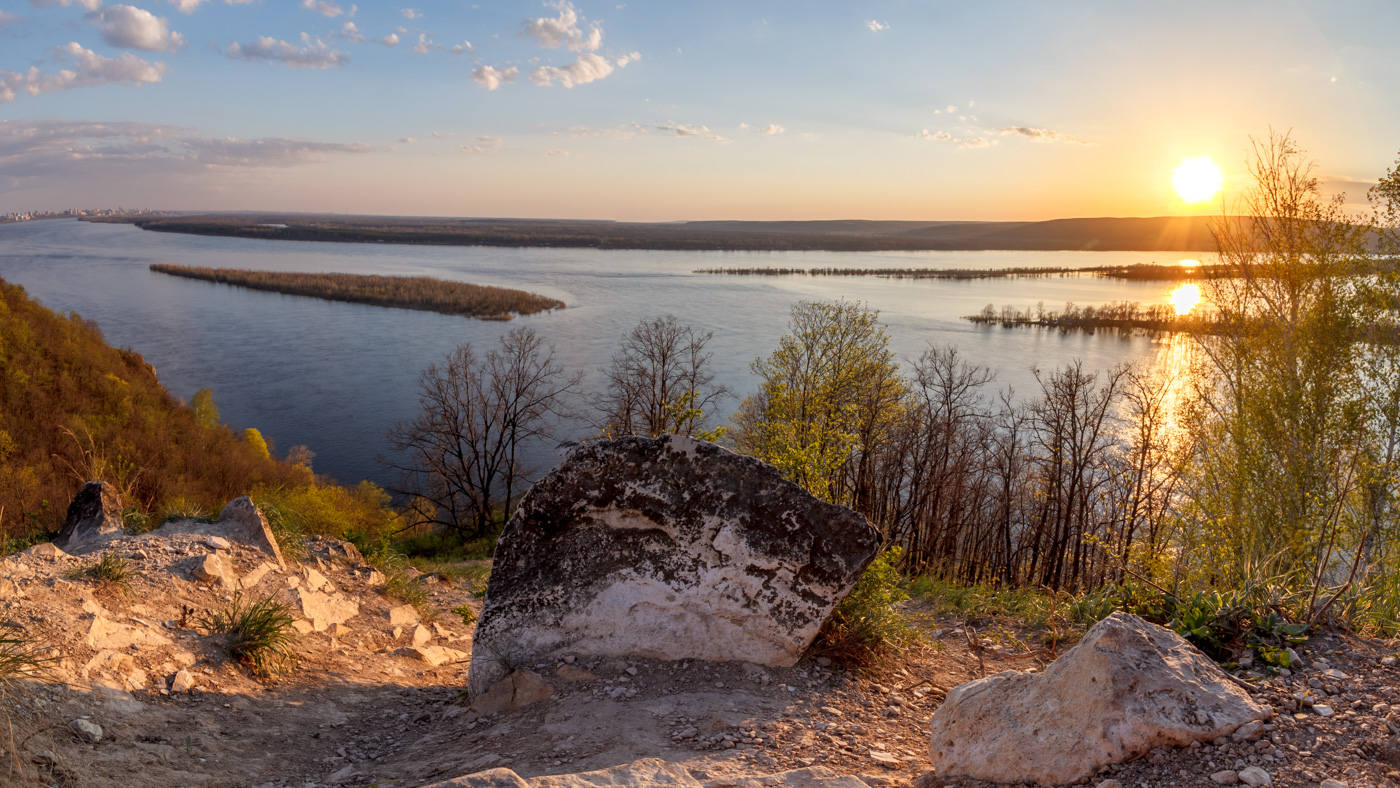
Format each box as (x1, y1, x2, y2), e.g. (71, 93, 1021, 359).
(0, 218, 1201, 486)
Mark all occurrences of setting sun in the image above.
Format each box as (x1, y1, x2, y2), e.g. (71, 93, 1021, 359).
(1172, 158, 1224, 204)
(1170, 283, 1202, 315)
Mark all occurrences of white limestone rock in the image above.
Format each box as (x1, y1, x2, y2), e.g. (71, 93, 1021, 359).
(216, 496, 286, 567)
(468, 435, 880, 693)
(927, 612, 1270, 786)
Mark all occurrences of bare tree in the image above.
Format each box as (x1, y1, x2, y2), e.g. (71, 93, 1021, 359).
(596, 315, 730, 439)
(385, 328, 581, 537)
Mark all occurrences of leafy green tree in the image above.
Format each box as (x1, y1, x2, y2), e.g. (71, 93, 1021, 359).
(191, 388, 219, 429)
(732, 300, 906, 507)
(243, 428, 270, 460)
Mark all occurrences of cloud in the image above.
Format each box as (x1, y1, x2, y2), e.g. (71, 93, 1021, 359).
(400, 7, 419, 19)
(530, 51, 634, 88)
(564, 124, 641, 139)
(867, 20, 888, 31)
(0, 120, 372, 182)
(411, 32, 437, 53)
(398, 137, 416, 144)
(459, 135, 502, 155)
(917, 129, 951, 141)
(165, 0, 255, 11)
(999, 126, 1089, 145)
(336, 21, 364, 42)
(450, 40, 473, 55)
(90, 5, 185, 52)
(961, 137, 992, 149)
(545, 148, 569, 157)
(301, 0, 343, 17)
(654, 123, 725, 142)
(522, 0, 601, 52)
(0, 11, 20, 25)
(615, 51, 640, 67)
(1, 42, 166, 104)
(29, 0, 102, 10)
(471, 64, 517, 90)
(381, 32, 399, 46)
(225, 34, 348, 69)
(758, 124, 784, 135)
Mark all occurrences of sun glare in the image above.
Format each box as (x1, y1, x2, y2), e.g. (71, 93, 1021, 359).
(1180, 259, 1200, 268)
(1172, 158, 1224, 204)
(1170, 283, 1202, 315)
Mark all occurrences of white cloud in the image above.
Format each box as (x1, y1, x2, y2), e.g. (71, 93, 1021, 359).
(470, 64, 517, 90)
(301, 0, 343, 17)
(531, 51, 626, 88)
(450, 40, 473, 55)
(917, 129, 951, 141)
(654, 123, 725, 142)
(0, 42, 166, 104)
(565, 123, 641, 139)
(336, 21, 364, 42)
(961, 137, 992, 149)
(522, 0, 601, 52)
(90, 5, 186, 52)
(225, 34, 349, 69)
(866, 20, 888, 31)
(400, 7, 419, 19)
(0, 11, 20, 25)
(999, 126, 1090, 145)
(545, 148, 570, 157)
(946, 105, 957, 113)
(181, 137, 373, 166)
(168, 0, 254, 13)
(615, 51, 639, 67)
(758, 124, 784, 135)
(398, 137, 416, 144)
(411, 32, 437, 53)
(29, 0, 102, 10)
(381, 32, 399, 46)
(460, 135, 502, 155)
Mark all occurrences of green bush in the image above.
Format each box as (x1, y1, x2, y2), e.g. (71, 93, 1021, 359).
(200, 593, 299, 680)
(65, 552, 135, 594)
(815, 547, 914, 666)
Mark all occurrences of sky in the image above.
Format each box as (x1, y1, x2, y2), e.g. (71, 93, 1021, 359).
(1, 0, 1398, 221)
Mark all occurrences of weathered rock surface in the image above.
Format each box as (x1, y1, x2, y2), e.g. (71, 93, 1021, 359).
(469, 436, 880, 692)
(87, 617, 173, 651)
(53, 481, 124, 553)
(293, 588, 359, 631)
(216, 496, 286, 566)
(927, 612, 1270, 786)
(425, 759, 873, 788)
(192, 552, 236, 590)
(470, 669, 556, 714)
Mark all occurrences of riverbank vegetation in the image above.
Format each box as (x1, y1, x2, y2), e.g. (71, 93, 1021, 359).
(149, 264, 565, 320)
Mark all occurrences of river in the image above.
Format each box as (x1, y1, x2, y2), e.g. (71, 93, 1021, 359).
(0, 218, 1201, 486)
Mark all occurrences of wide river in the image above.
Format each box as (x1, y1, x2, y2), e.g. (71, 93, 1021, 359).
(0, 218, 1202, 487)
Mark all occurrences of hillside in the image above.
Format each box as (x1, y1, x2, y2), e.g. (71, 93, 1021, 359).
(93, 213, 1224, 253)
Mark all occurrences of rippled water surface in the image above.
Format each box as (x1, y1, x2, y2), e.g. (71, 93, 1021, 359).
(0, 219, 1194, 485)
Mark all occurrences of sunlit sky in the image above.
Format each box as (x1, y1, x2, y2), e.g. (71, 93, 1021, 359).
(2, 0, 1397, 220)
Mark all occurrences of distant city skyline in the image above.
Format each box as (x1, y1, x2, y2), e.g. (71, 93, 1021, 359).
(1, 0, 1397, 221)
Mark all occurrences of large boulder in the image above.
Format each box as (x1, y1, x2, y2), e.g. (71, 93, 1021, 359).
(53, 481, 124, 553)
(216, 496, 286, 567)
(927, 612, 1271, 786)
(467, 435, 881, 694)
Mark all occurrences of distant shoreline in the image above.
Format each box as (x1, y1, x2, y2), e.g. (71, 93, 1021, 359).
(88, 212, 1224, 254)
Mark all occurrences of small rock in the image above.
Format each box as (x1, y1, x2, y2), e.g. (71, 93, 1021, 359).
(69, 719, 102, 743)
(203, 536, 231, 550)
(1377, 655, 1395, 666)
(1211, 770, 1240, 785)
(1096, 780, 1124, 788)
(412, 624, 432, 647)
(869, 751, 902, 770)
(193, 552, 235, 589)
(556, 664, 600, 682)
(171, 669, 196, 693)
(1237, 766, 1271, 786)
(470, 669, 555, 715)
(1319, 780, 1349, 788)
(1313, 704, 1335, 717)
(387, 605, 419, 628)
(625, 666, 638, 676)
(54, 481, 124, 552)
(815, 656, 833, 667)
(22, 542, 68, 560)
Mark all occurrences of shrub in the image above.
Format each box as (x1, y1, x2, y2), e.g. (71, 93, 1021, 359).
(815, 547, 914, 666)
(364, 547, 432, 619)
(65, 552, 135, 594)
(200, 593, 299, 680)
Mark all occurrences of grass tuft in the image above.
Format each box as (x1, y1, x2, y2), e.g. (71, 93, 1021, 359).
(0, 624, 54, 697)
(199, 592, 299, 680)
(249, 489, 308, 563)
(364, 547, 433, 619)
(64, 551, 135, 594)
(814, 547, 916, 667)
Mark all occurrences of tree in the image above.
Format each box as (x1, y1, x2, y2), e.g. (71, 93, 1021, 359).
(385, 328, 581, 538)
(595, 315, 729, 439)
(732, 300, 905, 507)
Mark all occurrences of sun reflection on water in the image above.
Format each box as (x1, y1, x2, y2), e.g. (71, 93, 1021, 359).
(1170, 283, 1202, 315)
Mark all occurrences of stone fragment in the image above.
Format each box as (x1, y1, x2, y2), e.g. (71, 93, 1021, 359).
(395, 645, 468, 667)
(215, 496, 286, 567)
(470, 669, 555, 715)
(293, 588, 359, 626)
(87, 617, 173, 650)
(469, 435, 880, 692)
(1094, 781, 1123, 788)
(927, 612, 1270, 786)
(722, 767, 867, 788)
(1319, 781, 1349, 788)
(1211, 771, 1240, 785)
(69, 719, 102, 743)
(531, 758, 702, 788)
(0, 578, 23, 598)
(82, 650, 134, 679)
(304, 567, 332, 593)
(291, 620, 315, 635)
(556, 664, 599, 682)
(868, 751, 902, 770)
(22, 543, 68, 560)
(193, 552, 236, 590)
(1313, 704, 1335, 717)
(412, 624, 432, 647)
(203, 536, 231, 550)
(170, 669, 196, 693)
(240, 561, 278, 590)
(1237, 767, 1271, 787)
(387, 605, 419, 628)
(54, 481, 124, 553)
(90, 679, 143, 713)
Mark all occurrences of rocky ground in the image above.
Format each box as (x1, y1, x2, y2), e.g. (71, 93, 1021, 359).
(1, 524, 1398, 788)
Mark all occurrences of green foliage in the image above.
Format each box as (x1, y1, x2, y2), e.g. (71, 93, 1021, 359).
(243, 427, 270, 460)
(65, 552, 135, 594)
(199, 592, 299, 680)
(364, 547, 433, 619)
(0, 624, 53, 695)
(156, 497, 213, 526)
(452, 604, 478, 627)
(816, 547, 914, 665)
(190, 388, 219, 429)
